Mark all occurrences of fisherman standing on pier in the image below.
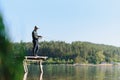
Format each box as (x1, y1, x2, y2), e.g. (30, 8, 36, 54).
(32, 26, 42, 56)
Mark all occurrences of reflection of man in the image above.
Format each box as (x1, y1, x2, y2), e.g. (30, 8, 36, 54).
(32, 26, 42, 56)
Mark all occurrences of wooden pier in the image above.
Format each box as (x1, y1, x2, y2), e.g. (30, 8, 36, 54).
(23, 56, 48, 73)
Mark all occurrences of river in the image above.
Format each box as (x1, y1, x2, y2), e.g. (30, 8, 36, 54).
(24, 64, 120, 80)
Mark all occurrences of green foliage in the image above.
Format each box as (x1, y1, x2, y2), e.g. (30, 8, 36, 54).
(74, 56, 87, 64)
(0, 14, 25, 80)
(12, 41, 120, 64)
(0, 14, 14, 80)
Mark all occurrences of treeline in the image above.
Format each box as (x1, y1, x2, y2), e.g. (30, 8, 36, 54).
(13, 41, 120, 64)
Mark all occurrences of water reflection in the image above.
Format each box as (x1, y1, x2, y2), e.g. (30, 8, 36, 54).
(43, 65, 120, 80)
(23, 64, 43, 80)
(39, 72, 43, 80)
(23, 64, 120, 80)
(23, 72, 43, 80)
(23, 72, 28, 80)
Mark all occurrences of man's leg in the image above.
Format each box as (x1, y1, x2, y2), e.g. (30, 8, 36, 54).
(34, 40, 39, 56)
(33, 40, 36, 56)
(36, 44, 39, 56)
(35, 40, 39, 56)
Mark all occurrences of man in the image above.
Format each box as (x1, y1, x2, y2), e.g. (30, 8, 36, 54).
(32, 26, 42, 56)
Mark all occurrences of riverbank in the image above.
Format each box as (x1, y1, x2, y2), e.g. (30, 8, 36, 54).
(73, 63, 117, 66)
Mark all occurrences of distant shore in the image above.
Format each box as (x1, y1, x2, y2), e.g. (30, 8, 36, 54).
(73, 63, 119, 66)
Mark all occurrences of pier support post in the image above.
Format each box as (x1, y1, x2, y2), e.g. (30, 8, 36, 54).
(23, 56, 47, 73)
(39, 60, 43, 73)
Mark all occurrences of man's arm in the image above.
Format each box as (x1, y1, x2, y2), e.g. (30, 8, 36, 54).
(38, 35, 42, 37)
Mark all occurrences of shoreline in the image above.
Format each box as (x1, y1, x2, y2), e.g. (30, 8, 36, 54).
(73, 63, 118, 66)
(43, 63, 115, 66)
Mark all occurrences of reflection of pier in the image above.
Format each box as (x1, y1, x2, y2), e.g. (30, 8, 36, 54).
(23, 71, 43, 80)
(23, 56, 47, 80)
(23, 72, 28, 80)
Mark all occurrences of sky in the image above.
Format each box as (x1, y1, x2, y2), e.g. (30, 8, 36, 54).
(0, 0, 120, 47)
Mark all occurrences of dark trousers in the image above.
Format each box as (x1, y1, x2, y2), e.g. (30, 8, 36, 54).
(32, 40, 39, 56)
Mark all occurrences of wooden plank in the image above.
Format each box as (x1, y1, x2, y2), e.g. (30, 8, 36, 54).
(25, 56, 48, 60)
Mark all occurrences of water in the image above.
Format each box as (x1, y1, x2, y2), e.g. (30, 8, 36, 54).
(23, 64, 120, 80)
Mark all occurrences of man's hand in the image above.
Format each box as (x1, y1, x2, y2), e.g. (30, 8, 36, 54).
(38, 36, 42, 38)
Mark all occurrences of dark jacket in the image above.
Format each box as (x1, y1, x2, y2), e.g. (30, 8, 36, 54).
(32, 30, 39, 41)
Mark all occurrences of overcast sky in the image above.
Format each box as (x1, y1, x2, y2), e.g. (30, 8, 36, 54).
(1, 0, 120, 47)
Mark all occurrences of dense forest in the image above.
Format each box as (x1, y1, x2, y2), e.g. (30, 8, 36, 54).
(13, 41, 120, 64)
